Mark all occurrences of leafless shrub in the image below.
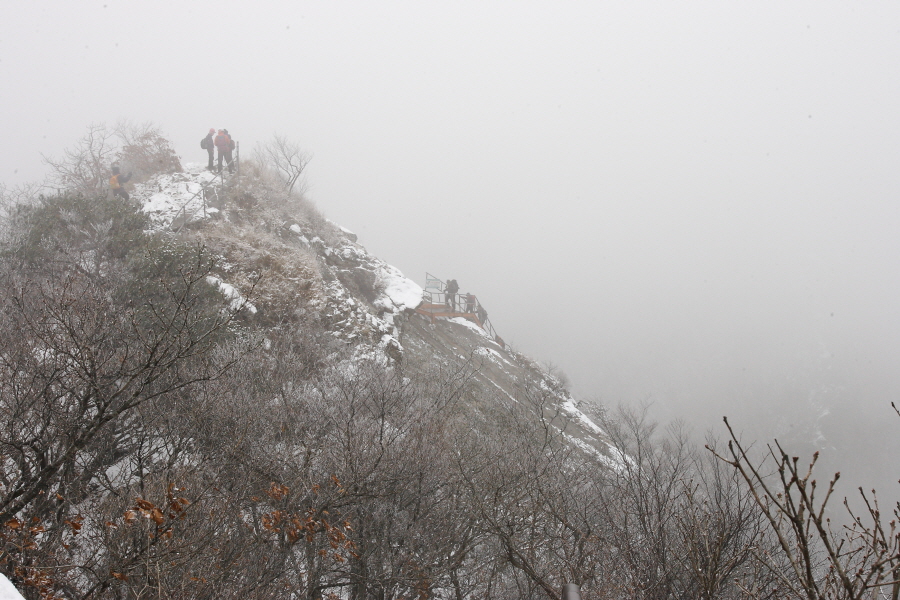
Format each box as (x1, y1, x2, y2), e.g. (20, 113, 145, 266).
(256, 134, 312, 195)
(113, 120, 182, 180)
(712, 416, 900, 600)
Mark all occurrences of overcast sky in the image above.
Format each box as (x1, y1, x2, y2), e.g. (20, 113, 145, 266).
(5, 1, 900, 488)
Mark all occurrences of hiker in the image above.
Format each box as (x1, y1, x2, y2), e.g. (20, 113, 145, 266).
(201, 128, 215, 170)
(109, 166, 132, 201)
(224, 129, 236, 172)
(445, 279, 459, 311)
(477, 304, 488, 324)
(465, 293, 476, 313)
(214, 129, 234, 174)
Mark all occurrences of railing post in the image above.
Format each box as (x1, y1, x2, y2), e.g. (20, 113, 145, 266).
(562, 583, 582, 600)
(236, 141, 240, 177)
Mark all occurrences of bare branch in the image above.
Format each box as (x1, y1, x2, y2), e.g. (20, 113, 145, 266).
(256, 134, 312, 194)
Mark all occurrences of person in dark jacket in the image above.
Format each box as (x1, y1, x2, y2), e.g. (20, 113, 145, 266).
(214, 129, 234, 174)
(224, 129, 235, 173)
(445, 279, 459, 311)
(203, 128, 215, 170)
(109, 166, 132, 201)
(465, 293, 476, 313)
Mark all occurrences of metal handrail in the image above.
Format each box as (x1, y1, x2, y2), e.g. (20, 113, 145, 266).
(420, 274, 502, 345)
(170, 173, 219, 233)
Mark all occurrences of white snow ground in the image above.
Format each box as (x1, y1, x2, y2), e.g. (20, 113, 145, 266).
(134, 163, 219, 228)
(0, 575, 24, 600)
(445, 316, 492, 339)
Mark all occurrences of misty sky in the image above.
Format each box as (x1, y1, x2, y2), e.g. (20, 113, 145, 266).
(4, 2, 900, 488)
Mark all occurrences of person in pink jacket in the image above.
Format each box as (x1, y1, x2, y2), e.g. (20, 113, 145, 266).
(214, 129, 234, 174)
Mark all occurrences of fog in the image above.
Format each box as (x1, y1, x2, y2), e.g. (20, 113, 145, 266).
(5, 2, 900, 492)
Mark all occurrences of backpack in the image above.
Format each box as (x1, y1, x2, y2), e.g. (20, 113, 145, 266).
(228, 138, 236, 151)
(109, 174, 120, 189)
(201, 137, 209, 149)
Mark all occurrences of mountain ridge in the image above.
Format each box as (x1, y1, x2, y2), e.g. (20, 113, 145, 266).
(133, 162, 618, 465)
(0, 149, 826, 600)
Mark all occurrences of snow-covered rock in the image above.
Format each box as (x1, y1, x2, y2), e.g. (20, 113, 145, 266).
(376, 264, 423, 313)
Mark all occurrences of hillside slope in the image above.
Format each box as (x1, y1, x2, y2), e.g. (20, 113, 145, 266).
(0, 157, 786, 600)
(133, 163, 618, 465)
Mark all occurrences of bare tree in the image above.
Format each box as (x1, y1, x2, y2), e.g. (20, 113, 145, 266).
(41, 122, 182, 197)
(257, 134, 312, 194)
(42, 123, 118, 195)
(455, 377, 618, 600)
(712, 416, 900, 600)
(0, 182, 43, 219)
(675, 438, 779, 600)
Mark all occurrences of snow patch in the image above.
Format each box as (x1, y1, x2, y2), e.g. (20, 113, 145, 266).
(474, 346, 513, 368)
(558, 430, 627, 473)
(561, 399, 606, 437)
(376, 264, 423, 312)
(0, 574, 24, 600)
(206, 276, 258, 314)
(326, 219, 355, 236)
(445, 316, 491, 339)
